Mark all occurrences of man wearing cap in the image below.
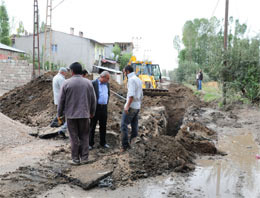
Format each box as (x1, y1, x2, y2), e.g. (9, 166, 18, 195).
(50, 67, 68, 135)
(58, 62, 96, 165)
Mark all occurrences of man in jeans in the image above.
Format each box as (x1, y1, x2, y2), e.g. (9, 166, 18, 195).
(198, 69, 203, 90)
(121, 65, 143, 151)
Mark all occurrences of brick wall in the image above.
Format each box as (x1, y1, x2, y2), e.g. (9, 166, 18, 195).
(0, 59, 33, 91)
(0, 49, 21, 60)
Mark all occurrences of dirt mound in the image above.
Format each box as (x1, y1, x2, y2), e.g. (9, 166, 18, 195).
(163, 84, 206, 136)
(0, 112, 33, 151)
(0, 72, 56, 127)
(0, 72, 119, 128)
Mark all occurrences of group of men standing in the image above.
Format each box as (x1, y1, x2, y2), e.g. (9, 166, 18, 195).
(52, 62, 143, 165)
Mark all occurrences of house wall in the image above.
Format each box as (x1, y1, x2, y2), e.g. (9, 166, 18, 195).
(0, 49, 22, 60)
(104, 43, 133, 59)
(115, 42, 134, 54)
(94, 43, 105, 61)
(104, 44, 114, 58)
(52, 31, 91, 70)
(13, 35, 37, 59)
(14, 31, 100, 72)
(124, 44, 134, 54)
(88, 40, 95, 71)
(0, 59, 33, 91)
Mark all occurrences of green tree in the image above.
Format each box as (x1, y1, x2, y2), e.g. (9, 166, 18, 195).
(16, 21, 25, 36)
(118, 53, 132, 71)
(175, 16, 260, 102)
(173, 35, 181, 53)
(112, 44, 121, 60)
(40, 21, 46, 33)
(168, 69, 178, 82)
(175, 17, 224, 82)
(0, 1, 11, 45)
(161, 69, 167, 77)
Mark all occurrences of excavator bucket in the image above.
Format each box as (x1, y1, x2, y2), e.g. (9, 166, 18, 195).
(143, 88, 169, 96)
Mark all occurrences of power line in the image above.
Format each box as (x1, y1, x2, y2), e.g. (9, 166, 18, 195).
(53, 0, 65, 10)
(211, 0, 221, 18)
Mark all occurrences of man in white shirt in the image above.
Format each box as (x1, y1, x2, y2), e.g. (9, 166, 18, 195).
(50, 67, 68, 133)
(121, 65, 143, 151)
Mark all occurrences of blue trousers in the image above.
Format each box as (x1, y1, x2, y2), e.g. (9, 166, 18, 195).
(121, 108, 139, 149)
(198, 80, 202, 90)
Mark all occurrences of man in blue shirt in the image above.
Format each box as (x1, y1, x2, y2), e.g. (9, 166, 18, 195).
(89, 71, 110, 149)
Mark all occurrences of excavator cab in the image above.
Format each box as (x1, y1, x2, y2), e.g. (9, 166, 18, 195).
(126, 56, 169, 96)
(151, 64, 161, 81)
(133, 63, 156, 89)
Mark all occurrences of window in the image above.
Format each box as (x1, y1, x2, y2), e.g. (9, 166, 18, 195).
(52, 44, 58, 53)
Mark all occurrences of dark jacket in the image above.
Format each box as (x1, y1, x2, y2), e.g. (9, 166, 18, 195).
(58, 75, 96, 119)
(92, 78, 110, 105)
(198, 72, 203, 80)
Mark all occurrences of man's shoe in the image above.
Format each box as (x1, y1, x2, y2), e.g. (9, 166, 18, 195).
(81, 159, 89, 165)
(121, 145, 131, 152)
(50, 122, 59, 128)
(58, 130, 66, 138)
(102, 144, 110, 149)
(69, 159, 80, 166)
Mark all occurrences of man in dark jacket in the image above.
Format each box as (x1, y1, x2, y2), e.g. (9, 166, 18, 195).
(198, 69, 203, 90)
(58, 62, 96, 165)
(89, 71, 110, 149)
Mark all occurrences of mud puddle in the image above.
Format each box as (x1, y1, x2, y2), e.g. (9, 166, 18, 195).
(76, 132, 260, 198)
(187, 132, 260, 198)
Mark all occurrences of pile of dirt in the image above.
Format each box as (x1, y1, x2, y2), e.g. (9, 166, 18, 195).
(0, 72, 56, 127)
(0, 112, 33, 151)
(0, 72, 120, 129)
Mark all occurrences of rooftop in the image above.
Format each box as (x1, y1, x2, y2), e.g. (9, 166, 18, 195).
(0, 43, 25, 53)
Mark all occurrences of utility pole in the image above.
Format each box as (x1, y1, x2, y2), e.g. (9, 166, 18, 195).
(43, 0, 66, 71)
(222, 0, 229, 105)
(44, 0, 53, 71)
(33, 0, 40, 77)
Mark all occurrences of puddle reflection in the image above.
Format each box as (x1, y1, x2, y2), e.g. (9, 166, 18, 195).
(191, 132, 260, 197)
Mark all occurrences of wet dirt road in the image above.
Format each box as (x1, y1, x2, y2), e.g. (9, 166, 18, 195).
(36, 106, 260, 198)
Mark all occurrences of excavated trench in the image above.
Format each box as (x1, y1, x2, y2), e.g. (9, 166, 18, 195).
(0, 72, 222, 197)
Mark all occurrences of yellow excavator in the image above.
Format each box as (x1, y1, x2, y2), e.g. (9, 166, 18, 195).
(125, 56, 169, 96)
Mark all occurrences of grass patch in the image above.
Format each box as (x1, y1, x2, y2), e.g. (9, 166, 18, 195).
(185, 82, 255, 106)
(184, 82, 222, 102)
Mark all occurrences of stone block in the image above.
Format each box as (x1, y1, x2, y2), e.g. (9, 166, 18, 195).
(67, 162, 113, 190)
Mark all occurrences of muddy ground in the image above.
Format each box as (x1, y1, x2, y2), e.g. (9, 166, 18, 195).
(0, 72, 258, 197)
(35, 105, 260, 198)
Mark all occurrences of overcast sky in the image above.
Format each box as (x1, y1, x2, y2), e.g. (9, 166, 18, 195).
(5, 0, 260, 70)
